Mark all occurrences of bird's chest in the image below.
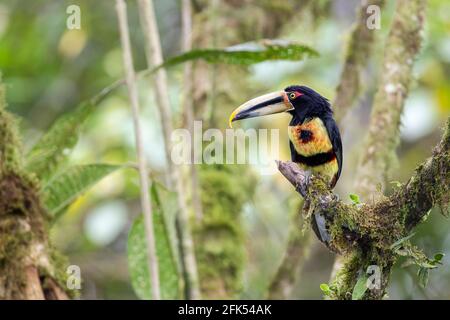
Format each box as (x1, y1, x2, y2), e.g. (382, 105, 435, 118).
(288, 117, 332, 156)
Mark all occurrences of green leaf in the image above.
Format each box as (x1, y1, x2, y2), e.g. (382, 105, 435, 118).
(158, 40, 318, 69)
(352, 273, 368, 300)
(320, 283, 331, 296)
(25, 102, 93, 182)
(418, 267, 429, 288)
(349, 193, 360, 204)
(416, 252, 444, 269)
(150, 182, 181, 274)
(433, 253, 444, 263)
(42, 163, 121, 218)
(127, 183, 180, 300)
(390, 232, 416, 250)
(389, 180, 403, 188)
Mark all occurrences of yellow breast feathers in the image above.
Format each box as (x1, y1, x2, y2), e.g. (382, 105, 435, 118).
(288, 117, 333, 156)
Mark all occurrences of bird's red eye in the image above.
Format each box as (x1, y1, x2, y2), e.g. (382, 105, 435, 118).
(289, 91, 302, 99)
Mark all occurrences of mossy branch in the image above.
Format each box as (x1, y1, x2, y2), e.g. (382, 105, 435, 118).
(277, 117, 450, 299)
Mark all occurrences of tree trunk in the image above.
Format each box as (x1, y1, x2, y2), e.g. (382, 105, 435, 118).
(267, 206, 312, 299)
(0, 79, 69, 300)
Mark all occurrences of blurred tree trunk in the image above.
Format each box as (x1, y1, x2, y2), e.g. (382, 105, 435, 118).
(353, 0, 426, 201)
(0, 79, 69, 300)
(191, 1, 250, 298)
(334, 0, 385, 126)
(267, 204, 312, 299)
(195, 164, 257, 298)
(181, 0, 204, 223)
(190, 0, 304, 299)
(137, 0, 201, 299)
(115, 0, 160, 300)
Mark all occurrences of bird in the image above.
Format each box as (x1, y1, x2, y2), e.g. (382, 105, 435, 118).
(229, 85, 343, 244)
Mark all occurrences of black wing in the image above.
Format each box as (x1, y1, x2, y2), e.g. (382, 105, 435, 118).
(289, 141, 298, 162)
(323, 116, 343, 182)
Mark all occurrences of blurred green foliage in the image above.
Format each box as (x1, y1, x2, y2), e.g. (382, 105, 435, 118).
(0, 0, 449, 299)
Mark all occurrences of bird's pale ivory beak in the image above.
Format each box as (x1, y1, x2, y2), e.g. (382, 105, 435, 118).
(229, 91, 292, 128)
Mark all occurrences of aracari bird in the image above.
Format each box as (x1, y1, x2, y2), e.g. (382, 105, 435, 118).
(229, 85, 343, 244)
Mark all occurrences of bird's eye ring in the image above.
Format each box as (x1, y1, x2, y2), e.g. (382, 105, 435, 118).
(289, 92, 297, 99)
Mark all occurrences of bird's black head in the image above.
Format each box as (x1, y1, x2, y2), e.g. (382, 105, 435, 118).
(284, 85, 332, 124)
(229, 85, 332, 127)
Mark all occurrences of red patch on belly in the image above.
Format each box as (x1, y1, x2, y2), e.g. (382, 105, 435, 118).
(300, 130, 313, 143)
